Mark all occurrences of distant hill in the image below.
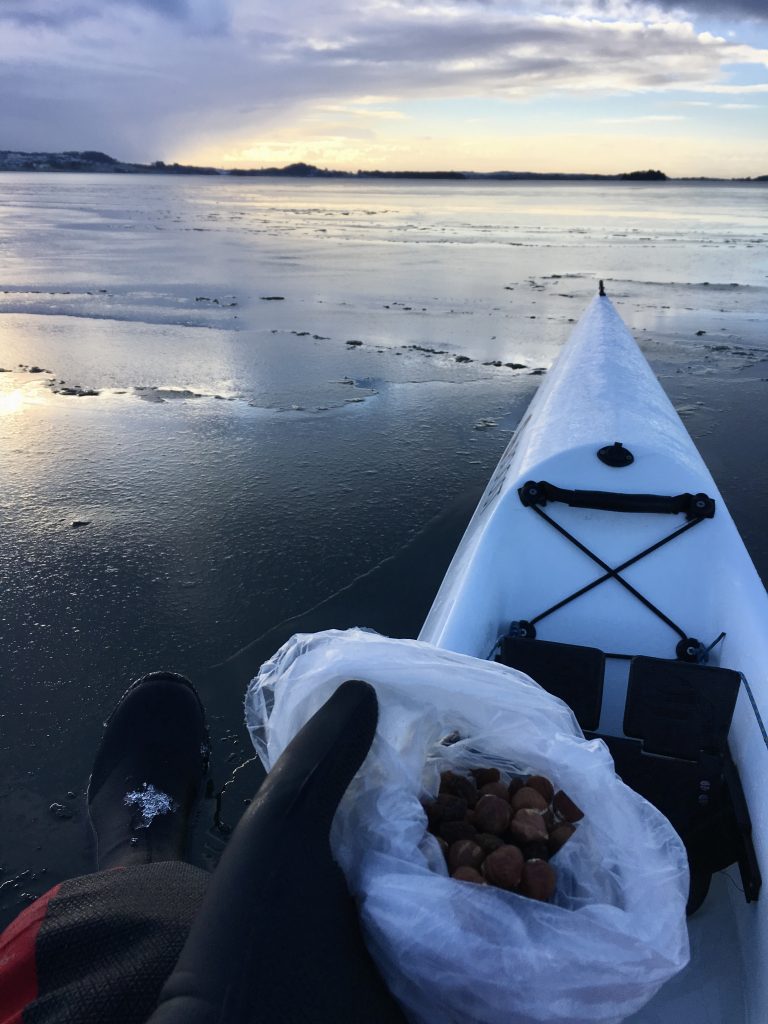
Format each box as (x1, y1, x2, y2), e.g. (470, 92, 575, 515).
(0, 151, 764, 182)
(0, 150, 220, 175)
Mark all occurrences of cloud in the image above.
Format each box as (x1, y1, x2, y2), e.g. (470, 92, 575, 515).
(596, 114, 687, 121)
(258, 11, 768, 101)
(0, 0, 765, 163)
(682, 98, 760, 105)
(314, 104, 409, 120)
(651, 0, 768, 20)
(510, 0, 768, 19)
(0, 3, 94, 28)
(0, 0, 227, 30)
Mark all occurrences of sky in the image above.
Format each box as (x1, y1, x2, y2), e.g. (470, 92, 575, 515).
(1, 0, 766, 176)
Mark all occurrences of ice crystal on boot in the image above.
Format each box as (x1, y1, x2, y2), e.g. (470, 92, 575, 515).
(123, 782, 176, 827)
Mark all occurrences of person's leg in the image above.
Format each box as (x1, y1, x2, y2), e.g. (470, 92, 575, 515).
(0, 672, 210, 1024)
(2, 863, 209, 1024)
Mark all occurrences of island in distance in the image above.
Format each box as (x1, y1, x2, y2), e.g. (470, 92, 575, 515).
(0, 150, 765, 182)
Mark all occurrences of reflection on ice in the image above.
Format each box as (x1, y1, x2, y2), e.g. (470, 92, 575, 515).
(0, 174, 766, 924)
(0, 372, 53, 415)
(0, 386, 27, 415)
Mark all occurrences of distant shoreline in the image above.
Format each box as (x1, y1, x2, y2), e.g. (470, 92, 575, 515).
(1, 151, 765, 183)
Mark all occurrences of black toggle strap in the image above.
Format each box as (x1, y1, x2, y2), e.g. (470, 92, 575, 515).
(519, 481, 715, 520)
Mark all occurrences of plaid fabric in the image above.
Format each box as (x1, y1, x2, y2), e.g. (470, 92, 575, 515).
(0, 863, 208, 1024)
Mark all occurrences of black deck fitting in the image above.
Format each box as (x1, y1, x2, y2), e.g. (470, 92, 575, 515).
(598, 441, 634, 467)
(599, 280, 606, 296)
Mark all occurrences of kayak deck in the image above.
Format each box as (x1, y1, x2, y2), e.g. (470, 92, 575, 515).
(420, 295, 757, 663)
(420, 294, 768, 1023)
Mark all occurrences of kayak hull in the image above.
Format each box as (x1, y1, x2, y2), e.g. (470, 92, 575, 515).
(420, 295, 768, 1023)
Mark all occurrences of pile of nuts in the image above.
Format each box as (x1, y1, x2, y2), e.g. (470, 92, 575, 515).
(423, 767, 584, 901)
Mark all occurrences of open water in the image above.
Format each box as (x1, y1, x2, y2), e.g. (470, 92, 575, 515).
(0, 174, 766, 921)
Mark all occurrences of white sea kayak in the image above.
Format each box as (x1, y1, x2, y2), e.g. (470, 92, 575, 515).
(419, 290, 768, 1024)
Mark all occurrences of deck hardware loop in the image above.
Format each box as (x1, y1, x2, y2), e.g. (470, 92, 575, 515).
(508, 619, 536, 639)
(519, 480, 715, 520)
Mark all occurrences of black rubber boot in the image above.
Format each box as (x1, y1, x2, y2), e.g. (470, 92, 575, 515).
(148, 679, 406, 1024)
(87, 672, 209, 870)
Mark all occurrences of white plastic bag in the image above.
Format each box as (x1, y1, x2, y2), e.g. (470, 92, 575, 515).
(245, 628, 690, 1024)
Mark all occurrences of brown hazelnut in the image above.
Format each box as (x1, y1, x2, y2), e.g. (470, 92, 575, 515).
(448, 839, 485, 873)
(520, 860, 557, 901)
(553, 790, 584, 823)
(526, 774, 555, 803)
(439, 820, 477, 844)
(434, 793, 468, 821)
(482, 845, 524, 890)
(452, 866, 486, 884)
(478, 782, 510, 801)
(507, 808, 548, 844)
(421, 800, 443, 832)
(511, 786, 549, 812)
(471, 767, 500, 787)
(522, 841, 550, 862)
(474, 794, 511, 835)
(440, 771, 478, 807)
(548, 823, 576, 854)
(507, 776, 526, 799)
(475, 832, 505, 856)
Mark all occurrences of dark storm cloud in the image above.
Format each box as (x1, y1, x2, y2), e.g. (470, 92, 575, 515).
(648, 0, 768, 18)
(0, 0, 222, 28)
(0, 4, 94, 27)
(547, 0, 768, 18)
(131, 0, 192, 16)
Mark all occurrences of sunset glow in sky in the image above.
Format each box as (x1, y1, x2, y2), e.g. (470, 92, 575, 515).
(2, 0, 767, 176)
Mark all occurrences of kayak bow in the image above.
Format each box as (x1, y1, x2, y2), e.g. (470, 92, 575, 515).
(420, 289, 768, 1023)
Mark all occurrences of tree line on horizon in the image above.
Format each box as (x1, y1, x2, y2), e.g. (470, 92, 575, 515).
(0, 151, 765, 182)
